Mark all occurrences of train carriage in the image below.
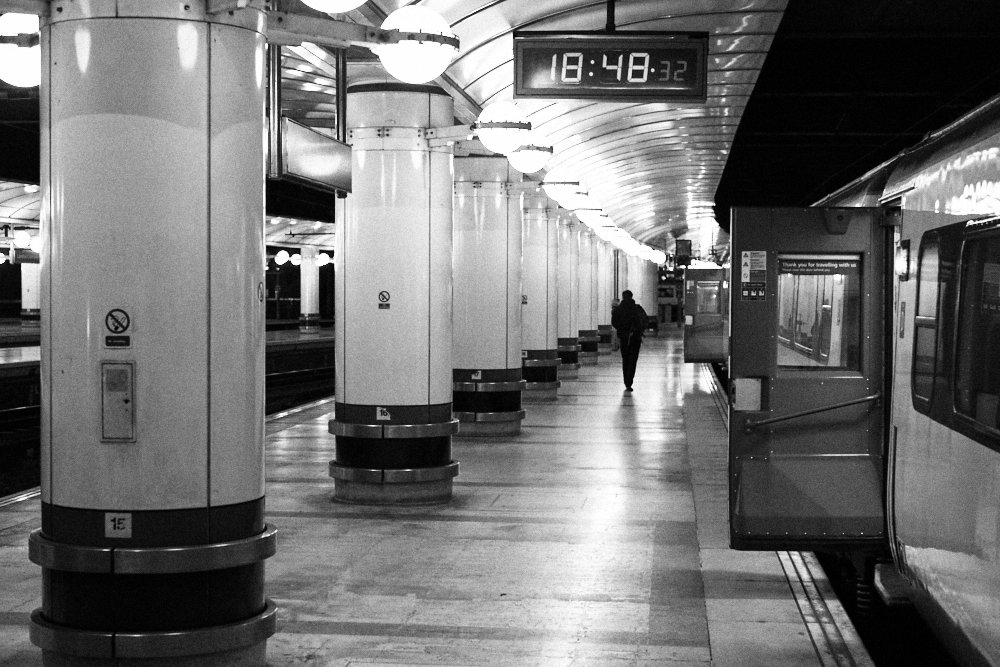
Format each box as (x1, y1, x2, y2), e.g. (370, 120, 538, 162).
(730, 94, 1000, 665)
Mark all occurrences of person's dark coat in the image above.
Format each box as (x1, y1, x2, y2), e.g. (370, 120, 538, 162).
(612, 297, 647, 348)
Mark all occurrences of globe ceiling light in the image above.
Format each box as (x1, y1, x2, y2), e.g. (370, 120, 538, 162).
(374, 6, 459, 84)
(290, 253, 302, 266)
(506, 131, 553, 174)
(13, 229, 31, 248)
(0, 252, 6, 265)
(299, 0, 367, 13)
(474, 100, 531, 156)
(0, 13, 40, 88)
(318, 252, 332, 267)
(274, 249, 290, 266)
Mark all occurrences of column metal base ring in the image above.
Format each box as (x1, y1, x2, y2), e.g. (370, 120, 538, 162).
(29, 526, 277, 574)
(30, 600, 276, 663)
(453, 410, 525, 436)
(329, 461, 459, 505)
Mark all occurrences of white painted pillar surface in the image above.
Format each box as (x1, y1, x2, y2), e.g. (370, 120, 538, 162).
(596, 240, 613, 353)
(330, 85, 458, 503)
(20, 262, 40, 327)
(555, 211, 580, 378)
(299, 245, 320, 331)
(640, 259, 660, 332)
(33, 3, 274, 664)
(452, 156, 524, 435)
(520, 192, 560, 400)
(626, 254, 658, 333)
(617, 249, 629, 302)
(576, 227, 598, 364)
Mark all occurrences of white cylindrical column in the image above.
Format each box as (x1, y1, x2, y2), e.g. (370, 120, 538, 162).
(617, 249, 629, 300)
(452, 157, 525, 435)
(31, 4, 275, 664)
(330, 85, 458, 503)
(639, 259, 659, 335)
(555, 211, 580, 378)
(520, 192, 560, 400)
(20, 262, 40, 328)
(626, 254, 657, 335)
(596, 240, 613, 353)
(299, 245, 320, 332)
(576, 228, 598, 364)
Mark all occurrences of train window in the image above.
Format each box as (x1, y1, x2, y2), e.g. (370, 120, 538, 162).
(912, 234, 940, 405)
(695, 282, 721, 313)
(775, 254, 861, 369)
(954, 233, 1000, 431)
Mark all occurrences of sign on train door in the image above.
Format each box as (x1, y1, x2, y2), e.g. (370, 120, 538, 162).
(729, 208, 887, 550)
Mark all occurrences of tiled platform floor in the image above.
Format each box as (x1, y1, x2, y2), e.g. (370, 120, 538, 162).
(0, 331, 868, 665)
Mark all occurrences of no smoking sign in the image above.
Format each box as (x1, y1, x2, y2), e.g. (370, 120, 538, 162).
(104, 308, 132, 348)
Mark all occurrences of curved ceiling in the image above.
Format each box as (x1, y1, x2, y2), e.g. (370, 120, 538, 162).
(345, 0, 787, 250)
(2, 0, 789, 256)
(4, 2, 997, 259)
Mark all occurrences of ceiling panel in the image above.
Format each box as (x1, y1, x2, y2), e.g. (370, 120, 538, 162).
(350, 0, 787, 250)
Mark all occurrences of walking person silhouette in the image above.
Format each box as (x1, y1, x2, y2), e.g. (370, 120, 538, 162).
(611, 290, 648, 391)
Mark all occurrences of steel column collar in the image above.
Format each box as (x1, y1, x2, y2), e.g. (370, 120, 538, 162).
(28, 526, 278, 574)
(48, 0, 267, 29)
(452, 380, 526, 392)
(329, 419, 460, 439)
(454, 410, 526, 423)
(522, 358, 561, 368)
(29, 600, 277, 660)
(329, 461, 459, 483)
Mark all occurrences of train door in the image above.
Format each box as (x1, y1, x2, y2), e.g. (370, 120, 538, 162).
(729, 207, 887, 550)
(683, 267, 726, 362)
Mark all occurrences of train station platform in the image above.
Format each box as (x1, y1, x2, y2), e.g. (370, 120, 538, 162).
(0, 331, 870, 665)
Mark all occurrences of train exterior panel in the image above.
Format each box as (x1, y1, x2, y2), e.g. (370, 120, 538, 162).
(889, 142, 1000, 665)
(819, 97, 1000, 665)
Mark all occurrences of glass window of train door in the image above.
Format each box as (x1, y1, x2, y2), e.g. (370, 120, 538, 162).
(775, 254, 862, 370)
(695, 282, 720, 313)
(954, 231, 1000, 432)
(911, 233, 940, 408)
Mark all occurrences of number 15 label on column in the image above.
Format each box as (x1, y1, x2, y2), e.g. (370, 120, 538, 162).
(105, 512, 132, 538)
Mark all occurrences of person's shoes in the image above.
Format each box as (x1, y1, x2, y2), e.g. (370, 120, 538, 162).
(625, 386, 633, 391)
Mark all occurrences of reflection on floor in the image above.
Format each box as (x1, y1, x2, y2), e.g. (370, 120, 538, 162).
(0, 331, 863, 665)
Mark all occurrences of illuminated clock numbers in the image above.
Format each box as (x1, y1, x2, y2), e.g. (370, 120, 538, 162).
(601, 53, 652, 83)
(514, 33, 707, 101)
(550, 52, 584, 83)
(602, 53, 623, 80)
(627, 53, 650, 82)
(657, 59, 689, 82)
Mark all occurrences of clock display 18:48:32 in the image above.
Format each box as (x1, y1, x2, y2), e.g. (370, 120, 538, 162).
(546, 50, 690, 85)
(513, 32, 707, 101)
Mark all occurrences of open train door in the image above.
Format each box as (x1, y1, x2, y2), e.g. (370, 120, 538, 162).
(729, 207, 887, 550)
(683, 267, 727, 363)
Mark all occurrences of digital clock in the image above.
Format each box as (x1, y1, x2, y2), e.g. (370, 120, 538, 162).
(513, 32, 708, 102)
